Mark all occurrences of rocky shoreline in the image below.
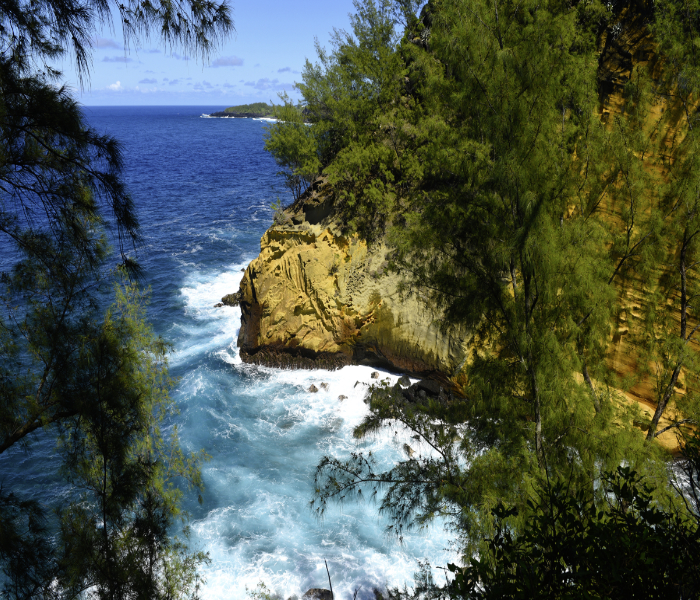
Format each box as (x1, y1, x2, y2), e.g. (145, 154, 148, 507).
(239, 346, 352, 370)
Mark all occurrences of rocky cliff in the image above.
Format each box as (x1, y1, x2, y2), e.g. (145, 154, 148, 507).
(595, 10, 691, 452)
(237, 180, 471, 381)
(232, 10, 691, 450)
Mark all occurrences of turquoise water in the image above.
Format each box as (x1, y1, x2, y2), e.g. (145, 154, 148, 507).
(11, 106, 453, 599)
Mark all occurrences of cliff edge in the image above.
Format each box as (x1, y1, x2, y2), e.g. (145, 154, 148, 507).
(237, 181, 470, 380)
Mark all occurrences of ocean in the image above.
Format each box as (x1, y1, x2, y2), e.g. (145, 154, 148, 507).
(13, 106, 454, 600)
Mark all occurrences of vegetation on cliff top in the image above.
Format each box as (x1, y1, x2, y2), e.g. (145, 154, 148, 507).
(224, 102, 275, 116)
(265, 0, 700, 591)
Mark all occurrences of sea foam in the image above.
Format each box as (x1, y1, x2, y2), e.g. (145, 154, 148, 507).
(172, 264, 455, 600)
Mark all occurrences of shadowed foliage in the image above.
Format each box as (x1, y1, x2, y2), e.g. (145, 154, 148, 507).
(0, 0, 232, 594)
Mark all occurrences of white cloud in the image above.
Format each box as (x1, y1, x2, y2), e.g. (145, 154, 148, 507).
(107, 81, 123, 91)
(94, 37, 121, 49)
(103, 56, 133, 63)
(211, 56, 244, 67)
(139, 78, 157, 84)
(243, 78, 291, 91)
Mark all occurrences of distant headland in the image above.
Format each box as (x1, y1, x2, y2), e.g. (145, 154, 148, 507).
(207, 102, 274, 118)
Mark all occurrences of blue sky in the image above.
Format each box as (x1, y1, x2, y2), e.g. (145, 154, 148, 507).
(59, 0, 357, 106)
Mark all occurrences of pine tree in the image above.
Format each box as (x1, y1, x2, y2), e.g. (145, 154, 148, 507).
(0, 0, 232, 594)
(267, 0, 700, 573)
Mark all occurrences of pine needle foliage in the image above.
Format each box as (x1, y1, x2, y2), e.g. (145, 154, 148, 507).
(0, 0, 232, 593)
(268, 0, 700, 566)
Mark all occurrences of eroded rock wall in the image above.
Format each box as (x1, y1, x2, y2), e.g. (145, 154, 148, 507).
(237, 189, 471, 379)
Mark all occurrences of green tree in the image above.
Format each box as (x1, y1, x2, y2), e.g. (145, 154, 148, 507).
(264, 97, 320, 203)
(0, 0, 232, 594)
(309, 0, 662, 555)
(268, 0, 700, 583)
(265, 0, 423, 237)
(629, 0, 700, 443)
(449, 466, 700, 599)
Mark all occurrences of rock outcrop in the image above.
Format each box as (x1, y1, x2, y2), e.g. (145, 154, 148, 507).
(302, 590, 332, 600)
(231, 9, 691, 450)
(236, 182, 471, 380)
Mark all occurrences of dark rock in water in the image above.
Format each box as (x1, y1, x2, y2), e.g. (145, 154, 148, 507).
(208, 110, 274, 118)
(398, 375, 411, 388)
(214, 302, 224, 308)
(401, 386, 415, 402)
(221, 291, 242, 307)
(308, 384, 319, 393)
(401, 378, 448, 404)
(416, 379, 442, 396)
(302, 590, 333, 600)
(338, 395, 347, 401)
(320, 382, 329, 390)
(371, 371, 379, 379)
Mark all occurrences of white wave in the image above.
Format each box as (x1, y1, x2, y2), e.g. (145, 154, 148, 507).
(170, 262, 247, 367)
(172, 265, 453, 600)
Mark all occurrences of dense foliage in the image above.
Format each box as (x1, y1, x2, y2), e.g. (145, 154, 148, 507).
(0, 0, 232, 595)
(224, 102, 274, 116)
(450, 466, 700, 598)
(265, 0, 700, 590)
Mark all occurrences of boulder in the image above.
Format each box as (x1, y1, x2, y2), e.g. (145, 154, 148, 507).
(308, 384, 319, 393)
(416, 379, 442, 396)
(221, 291, 242, 307)
(302, 590, 332, 600)
(338, 395, 347, 401)
(397, 375, 411, 388)
(320, 382, 329, 390)
(401, 378, 447, 403)
(371, 371, 379, 379)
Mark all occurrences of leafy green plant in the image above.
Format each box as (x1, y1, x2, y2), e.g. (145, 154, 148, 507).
(265, 96, 320, 203)
(450, 467, 700, 599)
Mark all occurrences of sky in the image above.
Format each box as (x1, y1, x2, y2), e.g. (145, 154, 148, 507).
(58, 0, 357, 106)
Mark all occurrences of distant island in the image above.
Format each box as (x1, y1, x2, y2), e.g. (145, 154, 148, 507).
(208, 102, 274, 118)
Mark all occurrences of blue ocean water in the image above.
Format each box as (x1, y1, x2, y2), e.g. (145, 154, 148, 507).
(26, 106, 455, 599)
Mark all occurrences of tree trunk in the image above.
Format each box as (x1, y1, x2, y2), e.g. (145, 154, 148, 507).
(647, 230, 690, 441)
(582, 359, 601, 414)
(647, 363, 682, 440)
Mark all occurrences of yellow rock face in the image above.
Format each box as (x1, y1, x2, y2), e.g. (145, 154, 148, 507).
(237, 202, 471, 378)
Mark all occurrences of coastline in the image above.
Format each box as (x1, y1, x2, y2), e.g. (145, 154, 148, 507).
(206, 110, 276, 118)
